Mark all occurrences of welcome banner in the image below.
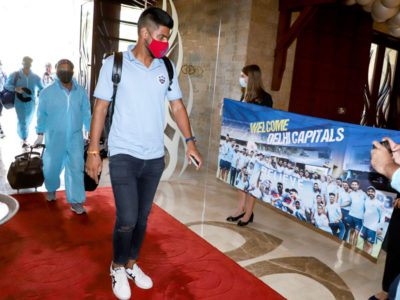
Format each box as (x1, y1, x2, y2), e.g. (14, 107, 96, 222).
(217, 98, 400, 259)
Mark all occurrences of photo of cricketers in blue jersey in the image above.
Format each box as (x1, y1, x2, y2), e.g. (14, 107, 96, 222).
(218, 98, 400, 258)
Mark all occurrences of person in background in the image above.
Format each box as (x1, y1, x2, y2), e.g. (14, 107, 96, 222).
(361, 186, 383, 255)
(338, 181, 352, 242)
(347, 180, 366, 247)
(0, 59, 7, 138)
(226, 64, 273, 226)
(34, 59, 91, 214)
(369, 138, 400, 300)
(312, 205, 333, 234)
(230, 143, 240, 186)
(326, 193, 345, 239)
(42, 62, 55, 87)
(4, 56, 44, 148)
(218, 134, 232, 182)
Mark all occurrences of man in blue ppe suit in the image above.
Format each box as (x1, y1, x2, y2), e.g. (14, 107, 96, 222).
(34, 59, 91, 215)
(4, 56, 44, 148)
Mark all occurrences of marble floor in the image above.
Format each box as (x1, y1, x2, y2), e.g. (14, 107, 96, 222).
(0, 109, 385, 299)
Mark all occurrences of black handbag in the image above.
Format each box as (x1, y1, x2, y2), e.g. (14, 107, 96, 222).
(7, 144, 45, 191)
(0, 72, 20, 109)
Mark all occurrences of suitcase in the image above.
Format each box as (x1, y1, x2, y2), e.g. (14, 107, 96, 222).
(7, 144, 45, 192)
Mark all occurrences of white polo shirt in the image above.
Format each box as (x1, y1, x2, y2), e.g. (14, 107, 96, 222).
(94, 44, 182, 159)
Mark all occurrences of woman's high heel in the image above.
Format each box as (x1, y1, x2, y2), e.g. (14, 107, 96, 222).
(237, 213, 254, 226)
(226, 212, 245, 222)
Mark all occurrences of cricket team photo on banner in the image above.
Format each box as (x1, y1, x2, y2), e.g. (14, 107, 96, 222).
(218, 98, 400, 259)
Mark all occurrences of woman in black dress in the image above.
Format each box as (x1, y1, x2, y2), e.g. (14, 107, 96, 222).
(226, 64, 273, 226)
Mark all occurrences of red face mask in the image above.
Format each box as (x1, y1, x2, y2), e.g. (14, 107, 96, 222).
(147, 37, 169, 58)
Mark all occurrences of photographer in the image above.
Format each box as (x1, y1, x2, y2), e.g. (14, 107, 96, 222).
(370, 138, 400, 300)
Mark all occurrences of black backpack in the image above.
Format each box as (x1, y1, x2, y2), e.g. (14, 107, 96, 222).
(103, 52, 174, 139)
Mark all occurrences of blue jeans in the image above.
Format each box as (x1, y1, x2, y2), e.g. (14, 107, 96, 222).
(295, 211, 306, 222)
(109, 154, 165, 265)
(341, 208, 350, 242)
(329, 220, 346, 240)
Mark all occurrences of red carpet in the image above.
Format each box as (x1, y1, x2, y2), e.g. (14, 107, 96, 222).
(0, 187, 284, 300)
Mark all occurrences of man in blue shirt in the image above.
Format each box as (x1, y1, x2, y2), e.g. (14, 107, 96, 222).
(326, 193, 345, 240)
(230, 143, 240, 186)
(338, 181, 352, 242)
(218, 135, 232, 182)
(348, 180, 367, 246)
(85, 8, 202, 300)
(361, 186, 383, 255)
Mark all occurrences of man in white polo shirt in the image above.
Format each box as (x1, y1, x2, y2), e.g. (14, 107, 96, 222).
(85, 7, 202, 300)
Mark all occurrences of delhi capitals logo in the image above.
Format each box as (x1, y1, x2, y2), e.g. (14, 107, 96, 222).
(157, 74, 166, 85)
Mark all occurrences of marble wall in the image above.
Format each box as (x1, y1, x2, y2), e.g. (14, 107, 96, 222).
(171, 0, 296, 174)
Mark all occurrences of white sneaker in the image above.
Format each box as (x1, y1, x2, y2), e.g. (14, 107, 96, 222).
(110, 263, 131, 300)
(125, 263, 153, 289)
(46, 192, 56, 202)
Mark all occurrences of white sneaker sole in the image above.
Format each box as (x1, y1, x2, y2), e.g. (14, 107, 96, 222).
(126, 273, 153, 289)
(70, 207, 86, 214)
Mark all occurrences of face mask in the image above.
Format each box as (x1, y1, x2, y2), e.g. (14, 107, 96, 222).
(57, 70, 73, 84)
(239, 77, 247, 88)
(146, 33, 169, 58)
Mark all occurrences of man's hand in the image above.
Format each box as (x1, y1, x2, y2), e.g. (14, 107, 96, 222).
(371, 141, 400, 180)
(384, 137, 400, 165)
(15, 87, 24, 94)
(393, 198, 400, 209)
(186, 141, 203, 170)
(85, 154, 102, 184)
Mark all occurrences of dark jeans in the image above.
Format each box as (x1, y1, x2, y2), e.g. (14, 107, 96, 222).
(230, 167, 238, 186)
(109, 154, 165, 265)
(329, 220, 345, 240)
(341, 208, 350, 242)
(383, 208, 400, 292)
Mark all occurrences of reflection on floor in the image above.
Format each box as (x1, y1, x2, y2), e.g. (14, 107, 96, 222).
(156, 175, 385, 300)
(0, 110, 384, 299)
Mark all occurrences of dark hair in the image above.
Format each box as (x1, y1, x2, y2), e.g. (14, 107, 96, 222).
(290, 189, 298, 194)
(329, 193, 335, 197)
(23, 56, 33, 63)
(351, 180, 359, 185)
(242, 64, 265, 104)
(138, 7, 174, 35)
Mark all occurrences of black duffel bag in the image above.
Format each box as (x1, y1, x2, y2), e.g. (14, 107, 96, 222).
(7, 144, 45, 191)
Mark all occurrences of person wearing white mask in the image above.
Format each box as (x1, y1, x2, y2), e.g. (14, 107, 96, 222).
(226, 64, 273, 226)
(239, 64, 273, 107)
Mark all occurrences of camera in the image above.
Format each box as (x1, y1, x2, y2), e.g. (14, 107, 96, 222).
(373, 140, 392, 153)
